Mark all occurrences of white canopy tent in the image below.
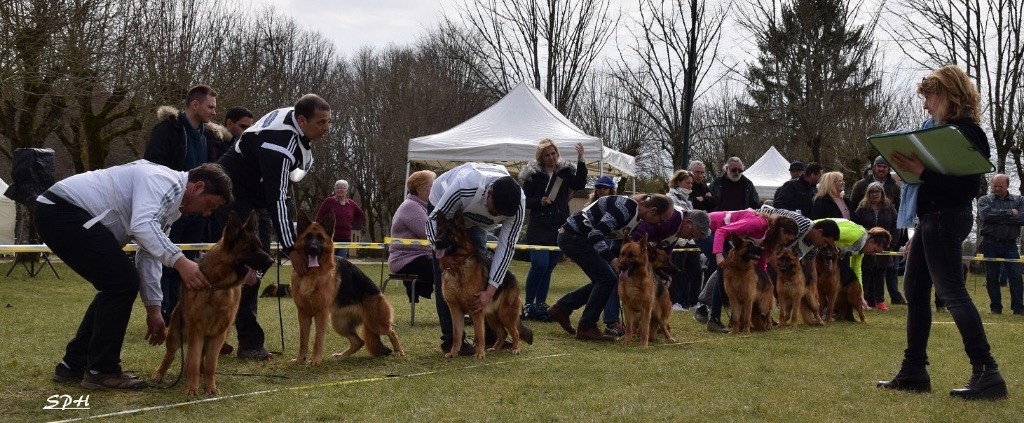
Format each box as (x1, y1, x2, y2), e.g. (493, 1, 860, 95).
(743, 146, 793, 201)
(0, 178, 16, 244)
(407, 81, 636, 182)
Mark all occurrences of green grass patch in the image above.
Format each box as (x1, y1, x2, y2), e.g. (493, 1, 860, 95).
(1, 260, 1021, 421)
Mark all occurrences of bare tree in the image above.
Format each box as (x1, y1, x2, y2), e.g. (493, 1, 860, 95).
(885, 0, 1024, 178)
(613, 0, 729, 172)
(442, 0, 617, 115)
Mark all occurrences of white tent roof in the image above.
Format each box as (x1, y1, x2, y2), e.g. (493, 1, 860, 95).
(0, 178, 15, 244)
(744, 146, 793, 200)
(408, 81, 635, 177)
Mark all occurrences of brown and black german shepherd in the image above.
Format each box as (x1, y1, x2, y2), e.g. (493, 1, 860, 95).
(751, 271, 776, 331)
(775, 248, 805, 328)
(435, 212, 531, 358)
(815, 244, 841, 324)
(723, 235, 762, 334)
(834, 264, 867, 323)
(152, 211, 274, 395)
(617, 236, 675, 347)
(290, 210, 403, 363)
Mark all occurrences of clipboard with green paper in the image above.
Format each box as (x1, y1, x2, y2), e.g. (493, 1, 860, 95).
(867, 125, 994, 184)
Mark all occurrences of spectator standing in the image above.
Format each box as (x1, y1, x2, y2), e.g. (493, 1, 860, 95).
(853, 182, 901, 310)
(773, 162, 823, 215)
(810, 171, 854, 220)
(977, 174, 1024, 315)
(850, 156, 901, 211)
(788, 161, 806, 180)
(688, 160, 716, 212)
(316, 180, 366, 259)
(142, 85, 232, 323)
(668, 170, 695, 208)
(519, 140, 587, 321)
(709, 157, 760, 211)
(665, 170, 702, 310)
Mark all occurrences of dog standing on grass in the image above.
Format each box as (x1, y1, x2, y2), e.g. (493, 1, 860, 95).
(436, 212, 531, 357)
(152, 211, 274, 395)
(617, 236, 675, 347)
(815, 245, 841, 324)
(776, 248, 805, 328)
(723, 235, 762, 334)
(289, 210, 403, 364)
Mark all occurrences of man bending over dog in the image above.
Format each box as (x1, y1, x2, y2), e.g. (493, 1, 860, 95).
(39, 161, 233, 390)
(425, 162, 525, 355)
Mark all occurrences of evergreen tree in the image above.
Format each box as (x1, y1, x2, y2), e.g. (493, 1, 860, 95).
(740, 0, 879, 166)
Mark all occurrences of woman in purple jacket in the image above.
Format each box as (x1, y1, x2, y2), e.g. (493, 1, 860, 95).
(388, 171, 437, 302)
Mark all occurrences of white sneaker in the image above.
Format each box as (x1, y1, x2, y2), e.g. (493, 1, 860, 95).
(672, 303, 685, 312)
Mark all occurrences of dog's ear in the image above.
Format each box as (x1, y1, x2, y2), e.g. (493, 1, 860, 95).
(223, 211, 242, 245)
(296, 209, 312, 234)
(319, 211, 336, 239)
(243, 210, 259, 232)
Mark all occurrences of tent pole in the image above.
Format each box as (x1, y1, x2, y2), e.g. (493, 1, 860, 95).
(403, 161, 411, 197)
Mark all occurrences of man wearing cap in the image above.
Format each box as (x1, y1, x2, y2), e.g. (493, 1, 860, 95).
(426, 162, 525, 354)
(850, 156, 901, 210)
(789, 161, 806, 180)
(773, 162, 823, 215)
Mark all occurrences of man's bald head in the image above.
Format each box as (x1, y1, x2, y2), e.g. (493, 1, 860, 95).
(992, 174, 1010, 198)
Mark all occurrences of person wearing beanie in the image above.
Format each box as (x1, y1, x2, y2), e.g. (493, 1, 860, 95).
(425, 162, 526, 354)
(850, 156, 901, 210)
(789, 161, 806, 180)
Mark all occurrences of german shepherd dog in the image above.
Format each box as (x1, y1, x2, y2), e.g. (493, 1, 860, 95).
(289, 210, 403, 363)
(751, 271, 776, 331)
(645, 243, 677, 342)
(723, 235, 764, 334)
(775, 248, 805, 328)
(435, 212, 530, 358)
(617, 236, 675, 347)
(152, 211, 274, 395)
(815, 244, 841, 324)
(834, 263, 867, 323)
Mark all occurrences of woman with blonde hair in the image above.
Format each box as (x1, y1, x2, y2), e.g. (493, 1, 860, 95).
(389, 170, 438, 303)
(811, 171, 853, 220)
(519, 139, 587, 321)
(878, 64, 1006, 400)
(853, 182, 899, 311)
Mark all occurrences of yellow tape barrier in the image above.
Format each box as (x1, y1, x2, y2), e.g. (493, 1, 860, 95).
(1, 242, 1021, 263)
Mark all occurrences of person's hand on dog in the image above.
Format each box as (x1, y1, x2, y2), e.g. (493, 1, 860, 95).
(144, 305, 166, 345)
(472, 284, 498, 314)
(715, 253, 725, 269)
(174, 257, 210, 290)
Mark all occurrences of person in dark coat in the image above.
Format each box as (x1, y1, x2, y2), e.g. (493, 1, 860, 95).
(810, 171, 854, 220)
(773, 162, 822, 215)
(142, 85, 232, 324)
(519, 139, 587, 320)
(709, 157, 760, 211)
(688, 160, 717, 212)
(853, 182, 900, 310)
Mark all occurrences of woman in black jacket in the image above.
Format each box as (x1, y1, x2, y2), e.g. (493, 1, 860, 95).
(810, 171, 854, 219)
(519, 139, 587, 320)
(853, 182, 898, 310)
(878, 65, 1006, 400)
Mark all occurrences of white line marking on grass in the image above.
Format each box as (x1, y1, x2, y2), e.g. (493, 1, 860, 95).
(46, 353, 569, 422)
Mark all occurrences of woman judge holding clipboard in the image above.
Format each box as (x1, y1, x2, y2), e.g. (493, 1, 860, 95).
(877, 65, 1007, 400)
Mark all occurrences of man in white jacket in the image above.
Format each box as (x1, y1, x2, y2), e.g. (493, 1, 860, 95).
(36, 161, 233, 390)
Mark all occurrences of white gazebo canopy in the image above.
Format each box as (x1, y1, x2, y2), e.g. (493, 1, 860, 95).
(743, 146, 794, 200)
(407, 81, 635, 177)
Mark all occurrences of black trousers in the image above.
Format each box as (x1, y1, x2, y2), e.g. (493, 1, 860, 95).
(671, 251, 702, 307)
(215, 202, 273, 351)
(35, 194, 139, 374)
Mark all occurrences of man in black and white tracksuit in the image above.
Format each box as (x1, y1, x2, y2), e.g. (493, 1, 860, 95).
(216, 94, 332, 360)
(425, 162, 525, 355)
(38, 161, 233, 390)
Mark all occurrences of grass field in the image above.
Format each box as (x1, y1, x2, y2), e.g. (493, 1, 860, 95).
(1, 258, 1021, 422)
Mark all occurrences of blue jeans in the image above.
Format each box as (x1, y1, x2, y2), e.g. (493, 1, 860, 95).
(160, 214, 206, 323)
(524, 249, 562, 305)
(334, 238, 351, 259)
(982, 239, 1023, 313)
(554, 231, 618, 329)
(603, 287, 621, 324)
(902, 208, 995, 368)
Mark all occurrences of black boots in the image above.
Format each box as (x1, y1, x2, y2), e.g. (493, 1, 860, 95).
(877, 367, 932, 393)
(949, 365, 1008, 401)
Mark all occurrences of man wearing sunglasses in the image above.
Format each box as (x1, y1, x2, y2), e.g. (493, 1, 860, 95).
(709, 157, 760, 211)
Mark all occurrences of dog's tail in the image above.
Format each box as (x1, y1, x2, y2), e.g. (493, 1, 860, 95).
(362, 327, 392, 356)
(518, 321, 534, 345)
